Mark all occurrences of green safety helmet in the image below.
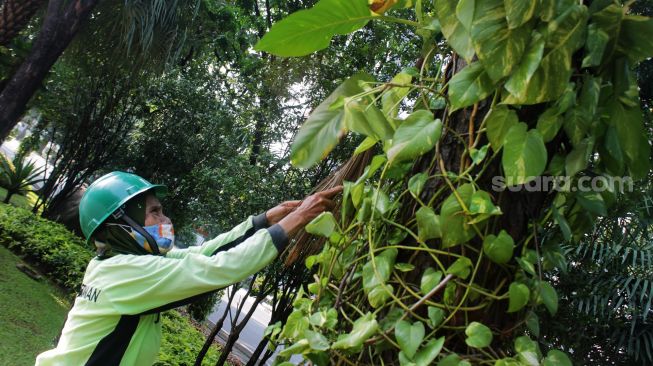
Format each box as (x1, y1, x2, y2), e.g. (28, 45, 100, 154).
(79, 171, 167, 245)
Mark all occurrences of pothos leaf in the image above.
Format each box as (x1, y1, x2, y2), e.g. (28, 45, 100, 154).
(507, 282, 530, 313)
(395, 320, 425, 359)
(448, 62, 496, 111)
(465, 322, 493, 348)
(483, 230, 515, 264)
(470, 0, 531, 81)
(485, 105, 519, 151)
(435, 0, 475, 62)
(305, 212, 337, 237)
(331, 312, 379, 349)
(440, 183, 476, 247)
(416, 206, 442, 241)
(501, 123, 547, 186)
(291, 73, 372, 168)
(387, 111, 442, 163)
(255, 0, 371, 57)
(503, 5, 588, 104)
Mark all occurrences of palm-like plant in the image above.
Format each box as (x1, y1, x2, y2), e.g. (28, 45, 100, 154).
(544, 186, 653, 365)
(0, 153, 43, 204)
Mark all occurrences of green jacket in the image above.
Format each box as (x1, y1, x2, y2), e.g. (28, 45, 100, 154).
(36, 214, 287, 366)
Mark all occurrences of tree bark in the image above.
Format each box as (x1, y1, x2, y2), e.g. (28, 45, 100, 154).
(0, 0, 98, 142)
(0, 0, 45, 46)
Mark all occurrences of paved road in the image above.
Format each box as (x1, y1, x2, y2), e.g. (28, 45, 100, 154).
(206, 288, 302, 365)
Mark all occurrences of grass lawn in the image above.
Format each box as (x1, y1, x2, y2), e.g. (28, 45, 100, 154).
(0, 245, 70, 365)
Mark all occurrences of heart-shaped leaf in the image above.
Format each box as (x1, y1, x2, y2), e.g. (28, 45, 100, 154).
(465, 321, 493, 348)
(387, 111, 442, 163)
(507, 282, 530, 313)
(395, 320, 425, 359)
(483, 230, 514, 264)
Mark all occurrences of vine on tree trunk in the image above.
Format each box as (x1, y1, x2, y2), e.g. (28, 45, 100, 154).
(254, 0, 653, 365)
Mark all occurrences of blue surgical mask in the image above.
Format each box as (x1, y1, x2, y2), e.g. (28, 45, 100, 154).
(131, 224, 175, 254)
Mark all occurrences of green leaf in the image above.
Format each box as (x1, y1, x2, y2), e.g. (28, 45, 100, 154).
(254, 0, 371, 57)
(494, 358, 522, 366)
(501, 123, 547, 186)
(354, 136, 379, 155)
(485, 106, 519, 151)
(435, 0, 475, 61)
(408, 173, 428, 198)
(504, 0, 537, 29)
(427, 307, 446, 328)
(516, 257, 536, 276)
(446, 257, 473, 279)
(456, 0, 475, 30)
(395, 320, 425, 359)
(395, 263, 415, 272)
(507, 282, 530, 312)
(575, 190, 607, 216)
(414, 337, 445, 365)
(448, 62, 495, 111)
(470, 0, 530, 81)
(305, 212, 337, 237)
(331, 313, 379, 349)
(438, 354, 466, 366)
(552, 204, 572, 241)
(344, 98, 393, 140)
(609, 99, 650, 180)
(362, 248, 398, 292)
(565, 137, 594, 177)
(536, 107, 563, 143)
(542, 350, 572, 366)
(525, 312, 540, 337)
(279, 339, 310, 357)
(416, 206, 442, 241)
(368, 284, 394, 308)
(619, 15, 653, 64)
(483, 230, 515, 264)
(291, 74, 372, 168)
(469, 190, 501, 215)
(305, 330, 330, 351)
(582, 23, 609, 68)
(387, 111, 442, 163)
(503, 5, 588, 104)
(382, 72, 413, 118)
(504, 31, 545, 100)
(537, 281, 559, 315)
(281, 310, 310, 340)
(465, 321, 493, 348)
(470, 144, 489, 165)
(420, 268, 443, 295)
(514, 336, 542, 366)
(440, 183, 476, 247)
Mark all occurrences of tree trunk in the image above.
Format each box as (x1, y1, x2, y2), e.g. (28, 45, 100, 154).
(0, 0, 98, 142)
(3, 191, 12, 203)
(0, 0, 45, 46)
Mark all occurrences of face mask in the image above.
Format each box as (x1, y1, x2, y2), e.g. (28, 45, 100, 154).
(131, 223, 175, 254)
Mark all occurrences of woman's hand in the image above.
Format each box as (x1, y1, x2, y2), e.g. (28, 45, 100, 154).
(265, 200, 301, 225)
(278, 186, 343, 236)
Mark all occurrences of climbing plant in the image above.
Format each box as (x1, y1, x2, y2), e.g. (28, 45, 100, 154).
(256, 0, 653, 365)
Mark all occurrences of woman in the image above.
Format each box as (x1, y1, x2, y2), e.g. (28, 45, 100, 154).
(36, 171, 341, 365)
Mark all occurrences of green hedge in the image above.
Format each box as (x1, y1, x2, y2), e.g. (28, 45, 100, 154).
(0, 203, 91, 291)
(0, 203, 228, 365)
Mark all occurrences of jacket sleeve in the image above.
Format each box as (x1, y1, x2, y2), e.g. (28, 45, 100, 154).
(166, 213, 269, 258)
(99, 224, 288, 315)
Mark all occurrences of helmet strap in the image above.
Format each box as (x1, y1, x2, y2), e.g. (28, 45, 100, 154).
(112, 206, 161, 255)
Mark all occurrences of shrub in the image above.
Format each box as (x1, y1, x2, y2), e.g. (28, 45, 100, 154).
(156, 311, 222, 366)
(0, 203, 91, 291)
